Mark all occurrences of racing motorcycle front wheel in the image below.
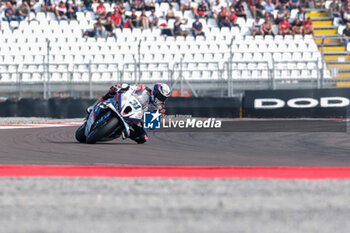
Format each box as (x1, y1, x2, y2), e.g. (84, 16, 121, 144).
(86, 116, 120, 144)
(75, 122, 87, 143)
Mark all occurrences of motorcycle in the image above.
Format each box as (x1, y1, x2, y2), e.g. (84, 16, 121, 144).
(75, 88, 144, 144)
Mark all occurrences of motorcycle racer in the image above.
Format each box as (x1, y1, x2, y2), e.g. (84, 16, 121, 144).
(90, 82, 171, 144)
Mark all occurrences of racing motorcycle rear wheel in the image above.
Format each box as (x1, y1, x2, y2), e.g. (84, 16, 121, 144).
(86, 116, 119, 144)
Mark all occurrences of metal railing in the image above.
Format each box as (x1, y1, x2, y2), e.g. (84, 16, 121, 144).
(0, 39, 344, 98)
(0, 58, 339, 98)
(319, 35, 350, 87)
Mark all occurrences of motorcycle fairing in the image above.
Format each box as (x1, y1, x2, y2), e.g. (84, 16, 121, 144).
(84, 88, 145, 139)
(84, 96, 130, 138)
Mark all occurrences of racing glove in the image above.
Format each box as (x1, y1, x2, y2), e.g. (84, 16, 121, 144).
(100, 83, 129, 101)
(158, 104, 166, 117)
(110, 83, 129, 93)
(87, 84, 130, 114)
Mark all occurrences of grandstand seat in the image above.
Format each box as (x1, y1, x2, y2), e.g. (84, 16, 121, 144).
(300, 70, 309, 79)
(203, 53, 214, 62)
(0, 73, 15, 83)
(311, 70, 318, 79)
(47, 12, 56, 21)
(282, 52, 292, 61)
(253, 53, 263, 61)
(33, 55, 44, 63)
(14, 55, 24, 63)
(288, 43, 298, 51)
(287, 62, 297, 70)
(158, 2, 169, 15)
(308, 43, 318, 52)
(267, 43, 278, 52)
(277, 43, 288, 52)
(258, 43, 267, 52)
(3, 56, 14, 64)
(0, 4, 329, 86)
(207, 18, 217, 28)
(273, 53, 282, 61)
(238, 44, 248, 52)
(243, 53, 253, 61)
(210, 27, 220, 36)
(247, 62, 257, 70)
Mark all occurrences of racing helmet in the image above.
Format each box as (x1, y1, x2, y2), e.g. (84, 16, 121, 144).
(152, 82, 171, 106)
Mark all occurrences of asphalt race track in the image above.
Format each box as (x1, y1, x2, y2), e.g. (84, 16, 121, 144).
(0, 119, 349, 166)
(1, 119, 350, 233)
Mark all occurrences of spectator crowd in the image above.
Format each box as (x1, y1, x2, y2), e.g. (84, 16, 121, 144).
(251, 3, 314, 37)
(0, 0, 323, 39)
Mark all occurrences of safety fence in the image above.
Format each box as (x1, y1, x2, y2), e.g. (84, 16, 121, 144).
(1, 88, 350, 118)
(0, 58, 341, 98)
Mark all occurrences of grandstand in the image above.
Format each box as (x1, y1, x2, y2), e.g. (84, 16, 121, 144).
(0, 0, 347, 98)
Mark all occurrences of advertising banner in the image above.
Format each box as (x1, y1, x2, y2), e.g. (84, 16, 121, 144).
(243, 88, 350, 118)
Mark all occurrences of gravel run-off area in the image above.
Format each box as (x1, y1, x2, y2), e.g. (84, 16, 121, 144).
(1, 178, 350, 233)
(0, 117, 83, 124)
